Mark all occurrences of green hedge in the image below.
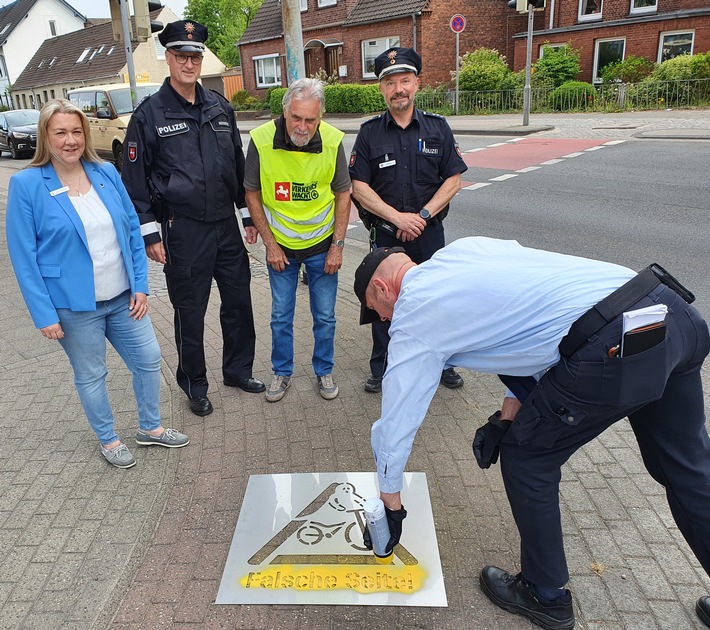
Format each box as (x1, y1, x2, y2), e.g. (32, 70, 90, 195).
(269, 84, 385, 115)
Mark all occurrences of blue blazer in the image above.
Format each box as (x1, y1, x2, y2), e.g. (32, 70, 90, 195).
(6, 160, 149, 330)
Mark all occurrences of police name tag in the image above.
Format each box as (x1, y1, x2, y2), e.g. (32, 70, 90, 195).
(379, 159, 396, 169)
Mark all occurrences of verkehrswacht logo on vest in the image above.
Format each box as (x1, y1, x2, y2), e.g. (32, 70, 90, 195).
(274, 182, 319, 202)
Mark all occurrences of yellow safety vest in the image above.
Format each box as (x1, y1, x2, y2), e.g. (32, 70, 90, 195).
(250, 120, 344, 250)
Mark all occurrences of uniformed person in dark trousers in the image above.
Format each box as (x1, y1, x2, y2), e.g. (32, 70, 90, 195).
(353, 238, 710, 630)
(349, 47, 468, 393)
(121, 21, 265, 417)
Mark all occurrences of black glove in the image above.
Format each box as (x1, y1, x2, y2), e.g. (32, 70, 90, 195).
(362, 505, 408, 555)
(472, 411, 512, 469)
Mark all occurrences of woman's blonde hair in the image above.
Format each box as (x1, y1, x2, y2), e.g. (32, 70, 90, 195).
(29, 98, 102, 167)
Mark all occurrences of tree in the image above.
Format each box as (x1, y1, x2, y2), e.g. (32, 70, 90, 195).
(185, 0, 263, 68)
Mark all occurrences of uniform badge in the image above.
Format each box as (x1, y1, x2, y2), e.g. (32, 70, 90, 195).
(185, 21, 195, 39)
(128, 141, 138, 162)
(349, 151, 356, 168)
(387, 50, 397, 65)
(455, 142, 462, 158)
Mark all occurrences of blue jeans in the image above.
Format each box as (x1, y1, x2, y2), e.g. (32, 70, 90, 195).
(57, 291, 162, 446)
(268, 250, 337, 377)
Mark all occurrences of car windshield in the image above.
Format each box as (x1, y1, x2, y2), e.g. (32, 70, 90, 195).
(5, 110, 39, 126)
(109, 85, 160, 115)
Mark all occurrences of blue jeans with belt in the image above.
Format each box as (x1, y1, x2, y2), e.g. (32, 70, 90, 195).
(57, 290, 162, 446)
(268, 250, 338, 377)
(500, 285, 710, 588)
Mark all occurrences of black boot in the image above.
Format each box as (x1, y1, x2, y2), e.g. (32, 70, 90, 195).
(480, 566, 575, 630)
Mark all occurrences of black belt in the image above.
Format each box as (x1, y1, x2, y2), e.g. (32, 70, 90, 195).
(559, 263, 695, 358)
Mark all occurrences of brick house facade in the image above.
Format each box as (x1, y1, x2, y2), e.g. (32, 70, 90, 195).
(511, 0, 710, 83)
(238, 0, 710, 97)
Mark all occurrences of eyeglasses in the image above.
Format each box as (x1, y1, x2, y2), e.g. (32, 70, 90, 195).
(169, 51, 203, 65)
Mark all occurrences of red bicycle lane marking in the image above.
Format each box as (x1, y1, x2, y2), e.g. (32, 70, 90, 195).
(462, 137, 612, 172)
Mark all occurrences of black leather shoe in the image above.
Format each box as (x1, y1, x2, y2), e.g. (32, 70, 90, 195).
(441, 367, 463, 389)
(364, 375, 382, 393)
(480, 566, 574, 630)
(188, 396, 213, 416)
(224, 377, 266, 393)
(697, 596, 710, 628)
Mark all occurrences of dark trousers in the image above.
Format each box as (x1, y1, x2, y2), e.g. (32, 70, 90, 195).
(369, 220, 445, 378)
(500, 285, 710, 588)
(162, 214, 256, 399)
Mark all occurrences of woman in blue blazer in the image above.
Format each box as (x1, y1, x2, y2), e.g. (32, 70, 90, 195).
(6, 99, 189, 468)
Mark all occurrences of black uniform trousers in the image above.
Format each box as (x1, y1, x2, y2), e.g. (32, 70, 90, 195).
(500, 285, 710, 588)
(369, 220, 445, 378)
(162, 213, 256, 399)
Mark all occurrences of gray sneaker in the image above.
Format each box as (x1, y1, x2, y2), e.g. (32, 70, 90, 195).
(101, 443, 136, 469)
(135, 428, 189, 448)
(318, 374, 339, 400)
(266, 375, 291, 402)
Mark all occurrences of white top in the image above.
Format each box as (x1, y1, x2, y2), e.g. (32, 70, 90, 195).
(372, 236, 636, 493)
(69, 186, 130, 301)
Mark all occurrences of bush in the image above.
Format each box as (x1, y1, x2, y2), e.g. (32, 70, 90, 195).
(268, 84, 385, 115)
(456, 48, 513, 91)
(325, 84, 384, 114)
(690, 51, 710, 79)
(533, 43, 581, 88)
(650, 54, 696, 81)
(269, 88, 287, 115)
(601, 55, 655, 84)
(550, 81, 596, 110)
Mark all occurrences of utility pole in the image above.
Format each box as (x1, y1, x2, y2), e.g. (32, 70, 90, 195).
(282, 0, 305, 84)
(523, 4, 534, 126)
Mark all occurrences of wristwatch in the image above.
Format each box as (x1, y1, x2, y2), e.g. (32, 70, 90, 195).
(419, 208, 431, 222)
(333, 239, 345, 248)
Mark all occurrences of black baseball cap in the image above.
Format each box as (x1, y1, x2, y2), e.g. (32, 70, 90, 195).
(354, 247, 405, 325)
(374, 47, 422, 80)
(158, 20, 208, 53)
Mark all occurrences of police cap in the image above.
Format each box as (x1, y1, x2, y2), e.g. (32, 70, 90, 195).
(374, 47, 422, 80)
(354, 246, 406, 325)
(158, 20, 208, 52)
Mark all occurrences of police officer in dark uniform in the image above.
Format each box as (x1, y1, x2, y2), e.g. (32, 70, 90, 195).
(121, 20, 264, 417)
(349, 47, 468, 393)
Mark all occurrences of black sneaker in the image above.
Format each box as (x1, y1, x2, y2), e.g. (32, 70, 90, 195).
(697, 596, 710, 628)
(440, 367, 463, 388)
(364, 375, 382, 393)
(479, 566, 575, 630)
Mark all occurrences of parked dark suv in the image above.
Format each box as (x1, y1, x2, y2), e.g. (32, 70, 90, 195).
(0, 109, 39, 159)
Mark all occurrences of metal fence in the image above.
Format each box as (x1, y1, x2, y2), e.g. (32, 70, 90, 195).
(415, 78, 710, 115)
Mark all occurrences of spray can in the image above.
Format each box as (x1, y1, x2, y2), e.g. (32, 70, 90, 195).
(363, 497, 393, 563)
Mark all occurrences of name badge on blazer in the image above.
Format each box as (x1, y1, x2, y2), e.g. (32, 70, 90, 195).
(50, 186, 70, 196)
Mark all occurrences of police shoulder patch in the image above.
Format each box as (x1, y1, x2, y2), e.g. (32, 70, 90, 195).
(349, 151, 356, 168)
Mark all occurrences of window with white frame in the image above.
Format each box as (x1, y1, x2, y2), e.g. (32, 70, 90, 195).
(318, 0, 336, 6)
(593, 38, 625, 83)
(658, 31, 694, 63)
(362, 37, 400, 79)
(300, 0, 307, 10)
(630, 0, 656, 14)
(579, 0, 602, 21)
(255, 54, 282, 88)
(49, 20, 57, 36)
(539, 43, 568, 58)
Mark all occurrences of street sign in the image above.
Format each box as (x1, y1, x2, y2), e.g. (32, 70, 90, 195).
(450, 14, 466, 33)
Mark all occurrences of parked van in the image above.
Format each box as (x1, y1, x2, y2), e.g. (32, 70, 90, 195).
(68, 83, 161, 171)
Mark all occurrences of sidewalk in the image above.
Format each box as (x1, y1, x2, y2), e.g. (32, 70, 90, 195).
(237, 108, 710, 140)
(0, 109, 709, 629)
